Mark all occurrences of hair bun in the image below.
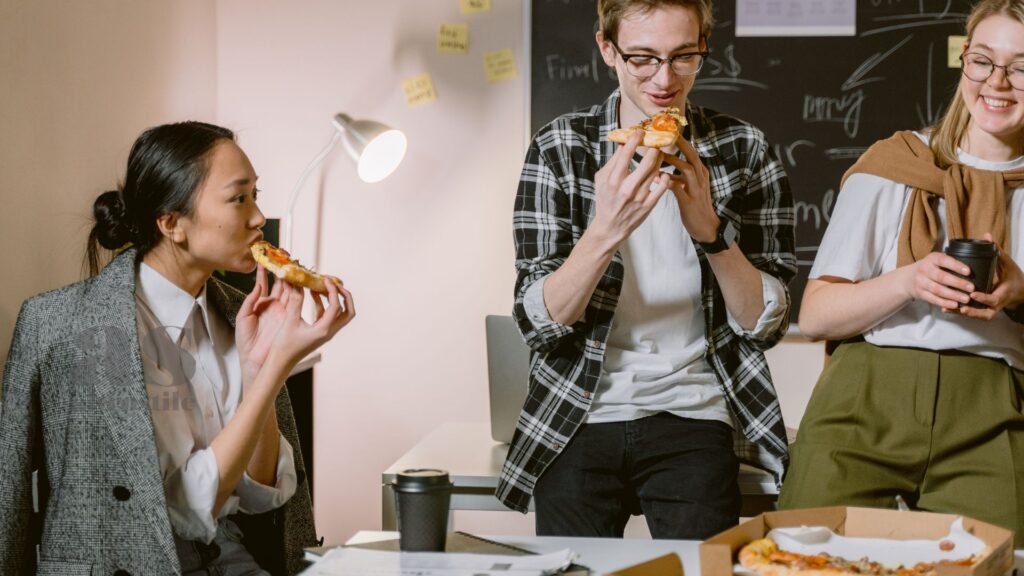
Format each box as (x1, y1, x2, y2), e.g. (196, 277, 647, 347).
(92, 190, 133, 250)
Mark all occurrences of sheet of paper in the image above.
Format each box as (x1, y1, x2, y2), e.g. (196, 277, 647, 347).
(484, 48, 517, 82)
(734, 517, 987, 575)
(460, 0, 490, 15)
(948, 35, 967, 68)
(736, 0, 855, 37)
(438, 22, 469, 54)
(299, 546, 576, 576)
(402, 73, 438, 107)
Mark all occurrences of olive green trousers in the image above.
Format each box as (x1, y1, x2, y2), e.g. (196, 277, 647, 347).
(779, 341, 1024, 545)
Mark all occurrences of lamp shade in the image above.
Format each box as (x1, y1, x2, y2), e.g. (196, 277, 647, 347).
(333, 113, 407, 183)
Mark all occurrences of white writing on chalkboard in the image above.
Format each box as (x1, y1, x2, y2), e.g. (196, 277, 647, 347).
(544, 49, 615, 84)
(773, 139, 816, 166)
(802, 89, 865, 138)
(795, 188, 835, 231)
(694, 43, 770, 93)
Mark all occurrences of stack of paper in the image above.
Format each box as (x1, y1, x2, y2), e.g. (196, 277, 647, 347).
(300, 546, 577, 576)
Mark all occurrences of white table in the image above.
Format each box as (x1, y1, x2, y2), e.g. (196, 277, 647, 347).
(346, 531, 1024, 576)
(381, 422, 779, 529)
(346, 530, 701, 575)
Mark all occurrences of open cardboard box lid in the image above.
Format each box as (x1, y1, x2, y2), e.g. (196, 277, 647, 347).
(699, 507, 1013, 576)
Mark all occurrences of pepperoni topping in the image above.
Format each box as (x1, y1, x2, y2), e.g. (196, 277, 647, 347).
(650, 113, 679, 132)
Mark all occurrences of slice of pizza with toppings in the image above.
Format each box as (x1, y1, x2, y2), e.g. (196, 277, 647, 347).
(249, 240, 342, 294)
(738, 537, 981, 576)
(607, 107, 687, 148)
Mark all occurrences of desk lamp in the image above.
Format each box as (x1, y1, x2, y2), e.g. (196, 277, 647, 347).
(283, 113, 407, 251)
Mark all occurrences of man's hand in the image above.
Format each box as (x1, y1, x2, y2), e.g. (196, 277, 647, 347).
(590, 129, 671, 245)
(662, 137, 719, 243)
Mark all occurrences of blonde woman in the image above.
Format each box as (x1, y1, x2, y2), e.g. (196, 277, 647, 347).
(781, 0, 1024, 544)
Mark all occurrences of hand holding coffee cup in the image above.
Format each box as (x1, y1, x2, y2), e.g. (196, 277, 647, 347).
(943, 239, 998, 309)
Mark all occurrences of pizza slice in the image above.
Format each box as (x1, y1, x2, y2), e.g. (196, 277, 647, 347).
(738, 537, 980, 576)
(250, 240, 343, 294)
(607, 107, 687, 148)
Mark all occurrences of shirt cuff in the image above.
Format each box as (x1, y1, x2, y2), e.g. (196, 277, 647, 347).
(524, 275, 567, 331)
(236, 434, 298, 514)
(726, 271, 788, 339)
(165, 447, 221, 543)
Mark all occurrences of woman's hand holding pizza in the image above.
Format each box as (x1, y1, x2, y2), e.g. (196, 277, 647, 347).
(661, 138, 719, 244)
(236, 265, 356, 389)
(591, 129, 671, 245)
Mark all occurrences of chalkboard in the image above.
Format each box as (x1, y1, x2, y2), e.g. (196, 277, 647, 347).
(529, 0, 971, 322)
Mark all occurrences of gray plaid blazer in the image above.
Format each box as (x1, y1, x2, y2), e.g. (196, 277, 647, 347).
(0, 249, 317, 575)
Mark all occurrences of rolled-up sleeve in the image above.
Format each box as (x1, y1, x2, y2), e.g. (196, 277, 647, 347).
(726, 271, 788, 340)
(164, 447, 222, 543)
(512, 134, 579, 352)
(235, 434, 297, 514)
(733, 131, 797, 348)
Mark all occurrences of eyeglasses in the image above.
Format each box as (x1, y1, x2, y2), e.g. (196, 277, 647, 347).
(611, 41, 708, 78)
(960, 52, 1024, 90)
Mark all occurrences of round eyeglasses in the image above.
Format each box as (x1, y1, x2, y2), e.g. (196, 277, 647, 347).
(961, 52, 1024, 90)
(611, 41, 708, 79)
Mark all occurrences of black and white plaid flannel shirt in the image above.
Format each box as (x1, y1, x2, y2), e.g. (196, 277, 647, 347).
(497, 89, 797, 513)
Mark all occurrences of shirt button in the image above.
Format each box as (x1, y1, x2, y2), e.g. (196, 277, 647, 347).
(582, 390, 592, 400)
(112, 486, 131, 501)
(552, 442, 562, 451)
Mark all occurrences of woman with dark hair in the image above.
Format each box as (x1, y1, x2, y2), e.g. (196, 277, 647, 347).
(0, 121, 355, 575)
(780, 0, 1024, 544)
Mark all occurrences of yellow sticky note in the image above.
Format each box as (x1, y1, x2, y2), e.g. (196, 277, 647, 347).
(438, 22, 469, 54)
(484, 48, 518, 82)
(460, 0, 490, 14)
(402, 73, 438, 107)
(949, 35, 967, 68)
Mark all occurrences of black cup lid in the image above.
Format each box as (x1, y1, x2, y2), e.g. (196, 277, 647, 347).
(394, 469, 452, 492)
(945, 239, 997, 257)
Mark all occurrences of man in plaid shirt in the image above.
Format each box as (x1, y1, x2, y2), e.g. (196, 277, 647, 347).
(497, 0, 796, 538)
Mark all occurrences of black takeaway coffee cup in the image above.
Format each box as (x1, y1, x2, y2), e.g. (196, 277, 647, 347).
(393, 469, 453, 552)
(944, 239, 998, 309)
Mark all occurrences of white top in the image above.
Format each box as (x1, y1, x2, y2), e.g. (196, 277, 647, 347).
(588, 186, 728, 424)
(811, 131, 1024, 368)
(524, 161, 789, 423)
(135, 262, 297, 543)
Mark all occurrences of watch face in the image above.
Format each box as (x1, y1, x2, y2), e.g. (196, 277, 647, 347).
(722, 220, 738, 245)
(701, 220, 735, 254)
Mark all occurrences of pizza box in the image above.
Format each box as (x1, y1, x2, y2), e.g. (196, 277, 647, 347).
(699, 506, 1014, 576)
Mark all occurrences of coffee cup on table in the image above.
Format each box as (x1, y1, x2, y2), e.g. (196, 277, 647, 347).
(943, 239, 998, 309)
(393, 469, 453, 552)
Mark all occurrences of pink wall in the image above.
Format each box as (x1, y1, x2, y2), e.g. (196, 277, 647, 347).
(0, 0, 218, 368)
(215, 0, 527, 542)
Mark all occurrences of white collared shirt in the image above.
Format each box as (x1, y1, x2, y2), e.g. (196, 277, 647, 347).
(134, 262, 297, 543)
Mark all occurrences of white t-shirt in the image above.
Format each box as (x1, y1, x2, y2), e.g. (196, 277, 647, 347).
(811, 131, 1024, 368)
(588, 177, 730, 424)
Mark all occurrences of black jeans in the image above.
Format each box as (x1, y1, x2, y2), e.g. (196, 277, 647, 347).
(533, 412, 740, 539)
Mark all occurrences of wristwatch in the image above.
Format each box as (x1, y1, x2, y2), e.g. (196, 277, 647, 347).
(698, 219, 737, 254)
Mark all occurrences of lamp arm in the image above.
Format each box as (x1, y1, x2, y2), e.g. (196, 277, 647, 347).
(282, 130, 343, 252)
